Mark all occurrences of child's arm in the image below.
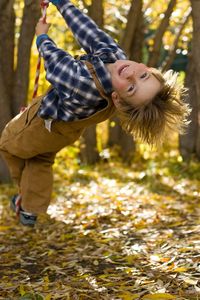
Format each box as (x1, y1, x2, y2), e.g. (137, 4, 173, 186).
(50, 0, 125, 56)
(36, 19, 79, 91)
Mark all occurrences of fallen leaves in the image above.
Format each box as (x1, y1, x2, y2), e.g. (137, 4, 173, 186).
(142, 294, 176, 299)
(0, 148, 200, 299)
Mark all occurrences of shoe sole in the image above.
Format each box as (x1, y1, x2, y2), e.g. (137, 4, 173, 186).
(10, 196, 37, 226)
(19, 215, 36, 226)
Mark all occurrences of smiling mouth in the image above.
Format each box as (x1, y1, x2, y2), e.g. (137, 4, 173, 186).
(118, 64, 129, 76)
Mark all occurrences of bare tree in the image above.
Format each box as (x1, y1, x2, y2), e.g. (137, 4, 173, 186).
(13, 0, 40, 115)
(0, 0, 15, 182)
(79, 0, 104, 164)
(179, 0, 200, 160)
(0, 0, 14, 131)
(108, 0, 143, 163)
(120, 0, 143, 57)
(148, 0, 176, 67)
(0, 0, 40, 182)
(162, 7, 191, 72)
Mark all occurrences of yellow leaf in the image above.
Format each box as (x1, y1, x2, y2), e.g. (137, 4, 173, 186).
(173, 266, 188, 272)
(62, 262, 68, 267)
(45, 295, 52, 300)
(120, 292, 140, 300)
(0, 226, 11, 231)
(48, 250, 54, 256)
(142, 293, 176, 300)
(126, 254, 138, 264)
(44, 275, 49, 291)
(19, 285, 26, 296)
(44, 275, 49, 283)
(135, 220, 146, 229)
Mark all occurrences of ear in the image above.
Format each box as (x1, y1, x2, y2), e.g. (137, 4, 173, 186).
(111, 91, 121, 108)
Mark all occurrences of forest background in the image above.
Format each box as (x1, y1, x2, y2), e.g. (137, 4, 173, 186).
(0, 0, 200, 299)
(0, 0, 200, 180)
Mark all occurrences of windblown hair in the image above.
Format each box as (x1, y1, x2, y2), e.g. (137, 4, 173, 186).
(117, 68, 191, 146)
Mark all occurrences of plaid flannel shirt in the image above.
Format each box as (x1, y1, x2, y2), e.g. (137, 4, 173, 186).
(37, 0, 127, 121)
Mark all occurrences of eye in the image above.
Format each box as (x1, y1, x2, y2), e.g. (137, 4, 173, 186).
(127, 84, 135, 93)
(140, 72, 149, 79)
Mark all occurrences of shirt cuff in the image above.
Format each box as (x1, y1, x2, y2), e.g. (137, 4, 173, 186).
(36, 34, 49, 47)
(50, 0, 61, 4)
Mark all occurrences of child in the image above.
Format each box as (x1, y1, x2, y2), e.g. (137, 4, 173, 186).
(0, 0, 190, 226)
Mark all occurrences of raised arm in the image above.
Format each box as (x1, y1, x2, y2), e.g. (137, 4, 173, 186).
(50, 0, 122, 55)
(35, 19, 79, 91)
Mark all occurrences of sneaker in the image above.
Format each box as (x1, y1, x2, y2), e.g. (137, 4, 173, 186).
(10, 195, 37, 226)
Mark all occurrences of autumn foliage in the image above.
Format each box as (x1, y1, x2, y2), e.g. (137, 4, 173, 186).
(0, 145, 200, 299)
(0, 0, 200, 298)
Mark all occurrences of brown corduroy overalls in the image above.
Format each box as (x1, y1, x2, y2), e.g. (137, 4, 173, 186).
(0, 62, 116, 214)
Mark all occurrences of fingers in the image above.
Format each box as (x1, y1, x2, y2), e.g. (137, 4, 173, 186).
(38, 17, 50, 25)
(35, 19, 51, 36)
(37, 17, 51, 27)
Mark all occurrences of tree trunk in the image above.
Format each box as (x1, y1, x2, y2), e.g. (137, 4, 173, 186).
(0, 0, 15, 183)
(79, 0, 104, 164)
(120, 0, 142, 57)
(180, 0, 200, 160)
(79, 125, 100, 164)
(162, 8, 191, 72)
(0, 0, 40, 182)
(0, 0, 15, 111)
(0, 73, 12, 134)
(129, 2, 144, 62)
(108, 0, 143, 162)
(13, 0, 40, 115)
(88, 0, 103, 25)
(179, 56, 198, 160)
(0, 0, 15, 129)
(108, 115, 121, 147)
(148, 0, 176, 67)
(0, 70, 11, 181)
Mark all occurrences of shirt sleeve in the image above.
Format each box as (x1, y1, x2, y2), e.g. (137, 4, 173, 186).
(56, 0, 121, 55)
(37, 35, 79, 91)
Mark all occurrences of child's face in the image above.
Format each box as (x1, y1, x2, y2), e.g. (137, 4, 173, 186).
(107, 60, 162, 107)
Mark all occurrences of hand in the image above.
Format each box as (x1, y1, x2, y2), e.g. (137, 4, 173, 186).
(35, 18, 51, 36)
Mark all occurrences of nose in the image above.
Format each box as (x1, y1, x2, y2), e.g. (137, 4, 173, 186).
(125, 64, 148, 80)
(124, 67, 135, 80)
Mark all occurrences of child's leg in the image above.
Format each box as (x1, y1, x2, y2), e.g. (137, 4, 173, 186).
(0, 149, 25, 186)
(0, 96, 74, 217)
(0, 146, 55, 214)
(0, 96, 82, 218)
(20, 153, 56, 214)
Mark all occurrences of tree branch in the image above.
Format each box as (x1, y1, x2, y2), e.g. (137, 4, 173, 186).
(148, 0, 177, 67)
(162, 7, 191, 72)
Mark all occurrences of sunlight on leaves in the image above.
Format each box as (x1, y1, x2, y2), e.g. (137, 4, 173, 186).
(142, 294, 176, 300)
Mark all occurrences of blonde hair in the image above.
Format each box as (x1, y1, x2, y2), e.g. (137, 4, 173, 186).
(117, 68, 191, 146)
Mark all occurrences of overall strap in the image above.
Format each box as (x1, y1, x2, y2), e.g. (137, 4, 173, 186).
(84, 60, 112, 103)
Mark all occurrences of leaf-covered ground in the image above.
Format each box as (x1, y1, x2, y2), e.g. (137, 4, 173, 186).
(0, 147, 200, 300)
